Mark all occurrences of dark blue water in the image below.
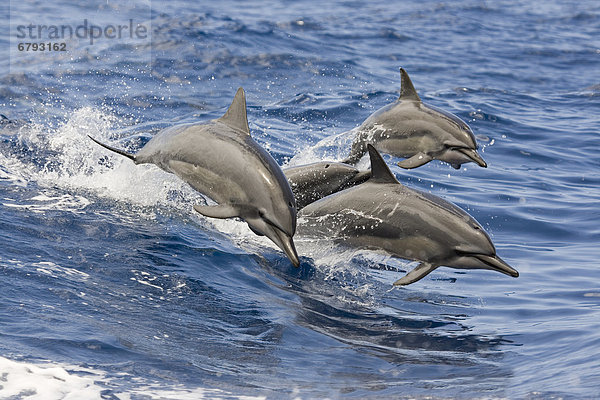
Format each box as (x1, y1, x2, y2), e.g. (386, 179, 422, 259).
(1, 1, 599, 398)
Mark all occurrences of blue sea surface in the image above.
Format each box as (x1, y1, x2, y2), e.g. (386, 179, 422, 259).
(1, 0, 599, 398)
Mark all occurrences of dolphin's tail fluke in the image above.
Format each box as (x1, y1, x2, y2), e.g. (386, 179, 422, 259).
(88, 135, 136, 162)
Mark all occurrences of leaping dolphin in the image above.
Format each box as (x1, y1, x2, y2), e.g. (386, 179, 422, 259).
(283, 161, 370, 209)
(342, 68, 487, 170)
(90, 88, 300, 267)
(299, 144, 518, 285)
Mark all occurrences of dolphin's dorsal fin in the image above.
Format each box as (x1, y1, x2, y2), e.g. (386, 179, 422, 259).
(399, 68, 421, 102)
(367, 144, 399, 184)
(218, 87, 250, 134)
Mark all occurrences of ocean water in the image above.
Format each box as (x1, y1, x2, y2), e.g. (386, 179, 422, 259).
(1, 0, 599, 398)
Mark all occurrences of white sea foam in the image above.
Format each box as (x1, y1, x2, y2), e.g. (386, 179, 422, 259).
(0, 356, 266, 400)
(0, 356, 105, 400)
(39, 107, 200, 210)
(31, 261, 90, 282)
(0, 155, 29, 187)
(3, 192, 91, 214)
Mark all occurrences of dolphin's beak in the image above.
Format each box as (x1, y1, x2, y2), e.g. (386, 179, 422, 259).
(271, 227, 300, 267)
(247, 217, 299, 267)
(458, 148, 487, 168)
(473, 254, 519, 277)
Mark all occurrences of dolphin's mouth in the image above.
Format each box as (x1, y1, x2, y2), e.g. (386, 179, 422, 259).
(456, 148, 487, 168)
(261, 212, 295, 238)
(270, 226, 300, 267)
(471, 253, 519, 277)
(256, 216, 300, 268)
(453, 249, 519, 277)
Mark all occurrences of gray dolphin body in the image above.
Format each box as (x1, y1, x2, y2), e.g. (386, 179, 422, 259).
(343, 68, 487, 170)
(90, 88, 300, 267)
(283, 162, 370, 209)
(299, 145, 518, 285)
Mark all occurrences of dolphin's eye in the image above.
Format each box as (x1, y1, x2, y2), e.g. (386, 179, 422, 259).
(324, 164, 330, 169)
(258, 209, 265, 218)
(473, 225, 480, 230)
(288, 201, 294, 208)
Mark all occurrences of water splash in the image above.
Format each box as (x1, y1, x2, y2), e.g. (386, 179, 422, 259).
(286, 128, 357, 166)
(1, 107, 204, 214)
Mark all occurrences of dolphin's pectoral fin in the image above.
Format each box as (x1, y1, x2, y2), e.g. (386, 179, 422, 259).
(397, 152, 432, 169)
(393, 262, 436, 286)
(193, 204, 239, 219)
